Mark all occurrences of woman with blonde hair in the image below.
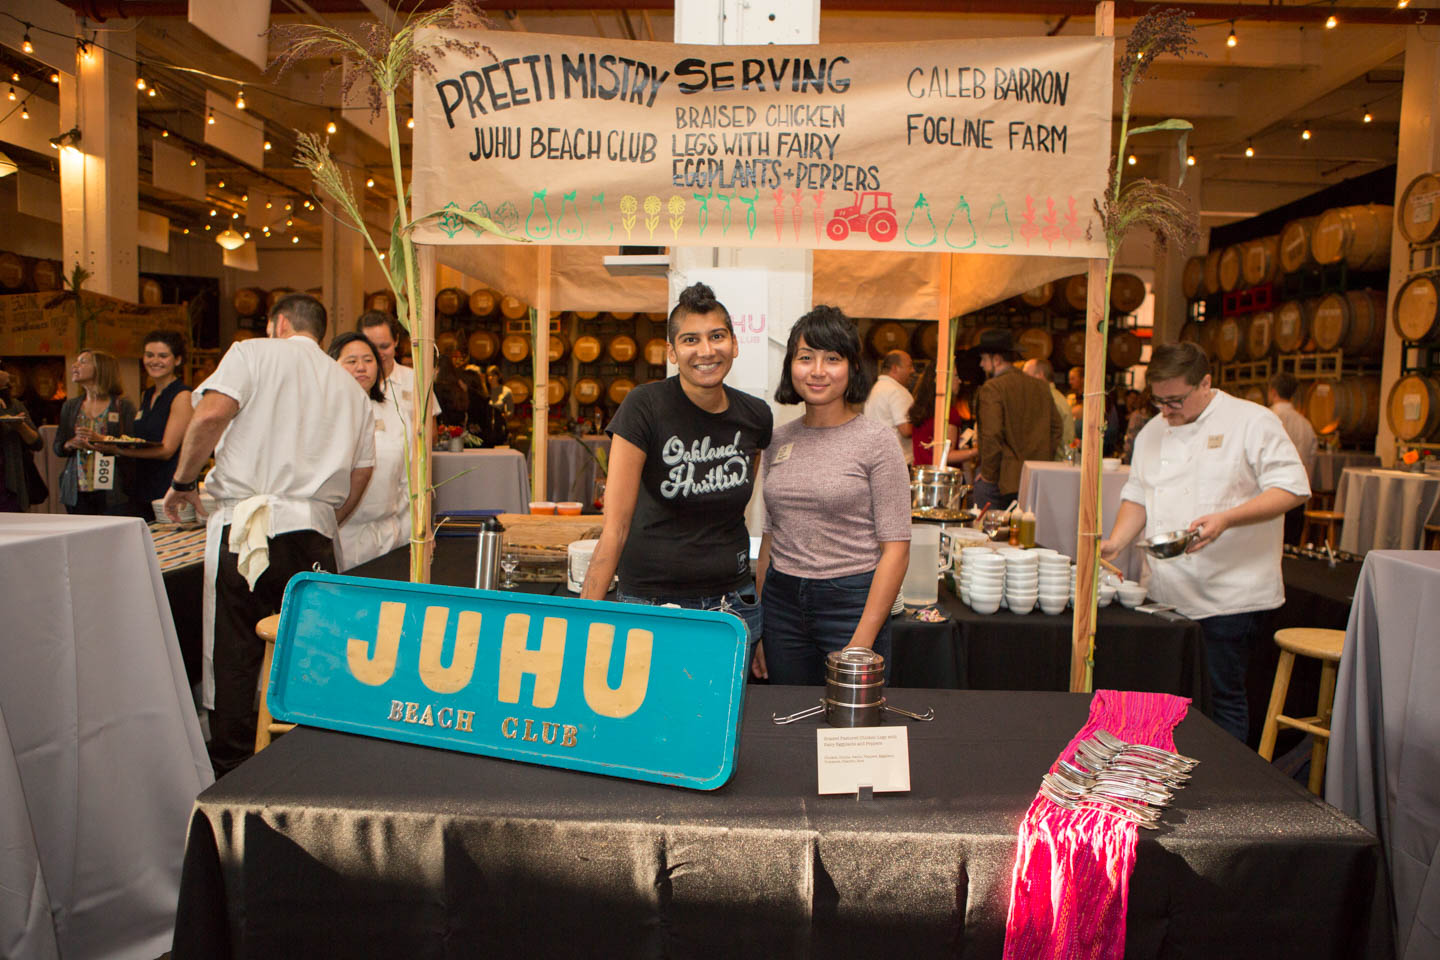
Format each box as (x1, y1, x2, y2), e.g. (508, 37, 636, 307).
(54, 349, 137, 514)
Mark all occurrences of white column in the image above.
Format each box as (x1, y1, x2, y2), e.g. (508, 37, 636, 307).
(1376, 28, 1440, 464)
(321, 154, 367, 346)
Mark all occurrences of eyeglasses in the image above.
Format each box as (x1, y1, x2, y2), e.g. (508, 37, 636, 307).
(1151, 385, 1198, 410)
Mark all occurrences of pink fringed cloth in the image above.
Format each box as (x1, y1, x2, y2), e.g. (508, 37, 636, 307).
(1002, 690, 1191, 960)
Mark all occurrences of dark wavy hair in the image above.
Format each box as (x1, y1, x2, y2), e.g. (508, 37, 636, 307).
(775, 305, 871, 406)
(327, 331, 385, 402)
(141, 329, 187, 365)
(667, 281, 733, 343)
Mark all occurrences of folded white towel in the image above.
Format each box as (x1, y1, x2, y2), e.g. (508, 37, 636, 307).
(229, 495, 273, 590)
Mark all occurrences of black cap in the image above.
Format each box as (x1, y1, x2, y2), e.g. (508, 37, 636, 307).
(974, 328, 1019, 358)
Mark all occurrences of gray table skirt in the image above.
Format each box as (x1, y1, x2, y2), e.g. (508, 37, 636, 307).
(1335, 468, 1440, 554)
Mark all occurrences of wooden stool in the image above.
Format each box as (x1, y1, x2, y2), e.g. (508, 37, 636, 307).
(254, 613, 295, 753)
(1258, 628, 1345, 795)
(1309, 491, 1335, 511)
(1300, 509, 1344, 551)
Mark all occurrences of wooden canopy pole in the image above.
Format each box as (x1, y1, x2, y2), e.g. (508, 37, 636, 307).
(1071, 0, 1115, 693)
(933, 253, 954, 467)
(532, 245, 552, 501)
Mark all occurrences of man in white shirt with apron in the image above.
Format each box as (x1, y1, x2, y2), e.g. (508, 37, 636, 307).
(166, 295, 376, 776)
(1101, 343, 1310, 743)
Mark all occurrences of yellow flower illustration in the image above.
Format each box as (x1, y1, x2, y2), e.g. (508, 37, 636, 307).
(620, 194, 638, 241)
(643, 195, 662, 240)
(667, 196, 686, 240)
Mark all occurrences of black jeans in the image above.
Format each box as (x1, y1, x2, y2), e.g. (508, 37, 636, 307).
(1197, 610, 1261, 742)
(761, 568, 891, 686)
(209, 526, 336, 778)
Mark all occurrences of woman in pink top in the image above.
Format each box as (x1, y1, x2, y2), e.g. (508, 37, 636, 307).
(756, 306, 912, 684)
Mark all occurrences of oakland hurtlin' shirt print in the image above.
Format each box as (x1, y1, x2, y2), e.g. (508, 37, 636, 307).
(607, 376, 772, 597)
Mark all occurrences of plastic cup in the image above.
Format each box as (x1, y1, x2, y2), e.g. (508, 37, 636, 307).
(556, 501, 583, 515)
(529, 501, 556, 515)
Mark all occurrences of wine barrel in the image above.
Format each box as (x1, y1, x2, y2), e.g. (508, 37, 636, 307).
(1394, 273, 1440, 342)
(468, 289, 498, 320)
(435, 287, 465, 318)
(436, 331, 460, 358)
(233, 287, 265, 317)
(266, 287, 294, 312)
(1241, 236, 1281, 288)
(547, 332, 569, 363)
(500, 295, 528, 321)
(1312, 289, 1386, 356)
(607, 334, 638, 363)
(1060, 330, 1087, 367)
(232, 328, 261, 343)
(607, 377, 636, 404)
(1108, 329, 1143, 368)
(1016, 327, 1053, 362)
(139, 277, 164, 305)
(467, 330, 499, 363)
(1307, 376, 1381, 440)
(1279, 218, 1318, 274)
(1111, 273, 1147, 314)
(1179, 320, 1207, 355)
(1202, 249, 1223, 295)
(1273, 299, 1317, 354)
(911, 323, 940, 360)
(1311, 205, 1393, 270)
(1218, 244, 1244, 292)
(30, 259, 61, 291)
(1243, 310, 1274, 360)
(1398, 172, 1440, 245)
(500, 334, 530, 363)
(573, 335, 603, 363)
(1062, 274, 1088, 313)
(867, 321, 909, 356)
(546, 376, 569, 406)
(1182, 256, 1207, 300)
(609, 311, 636, 322)
(504, 376, 532, 405)
(573, 310, 600, 321)
(0, 252, 25, 290)
(1241, 384, 1267, 405)
(573, 377, 602, 405)
(1387, 374, 1440, 441)
(643, 337, 668, 366)
(1020, 282, 1054, 308)
(366, 289, 397, 315)
(1214, 316, 1243, 363)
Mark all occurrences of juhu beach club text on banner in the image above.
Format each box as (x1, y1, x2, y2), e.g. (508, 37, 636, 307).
(410, 32, 1113, 257)
(266, 574, 751, 790)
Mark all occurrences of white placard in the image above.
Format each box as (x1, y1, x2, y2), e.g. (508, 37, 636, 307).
(189, 0, 270, 71)
(16, 170, 61, 223)
(152, 139, 207, 200)
(138, 210, 170, 252)
(204, 90, 266, 169)
(223, 242, 259, 271)
(816, 726, 910, 795)
(681, 267, 770, 403)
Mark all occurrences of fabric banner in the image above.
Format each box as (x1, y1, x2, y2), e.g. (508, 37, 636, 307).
(0, 291, 187, 356)
(412, 32, 1113, 258)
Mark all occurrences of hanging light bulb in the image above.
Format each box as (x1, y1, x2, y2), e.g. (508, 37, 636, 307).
(189, 156, 197, 166)
(1301, 127, 1312, 141)
(204, 223, 211, 231)
(77, 40, 93, 62)
(161, 128, 169, 138)
(265, 201, 273, 209)
(147, 86, 156, 98)
(1186, 154, 1196, 166)
(9, 73, 18, 83)
(20, 104, 29, 120)
(1245, 141, 1255, 158)
(243, 231, 251, 239)
(291, 236, 300, 244)
(207, 109, 215, 125)
(231, 211, 239, 219)
(6, 87, 13, 102)
(286, 218, 293, 227)
(1127, 154, 1137, 166)
(407, 116, 415, 129)
(1363, 106, 1373, 123)
(217, 180, 225, 188)
(136, 75, 147, 91)
(22, 33, 33, 55)
(326, 114, 337, 135)
(235, 87, 246, 110)
(1398, 0, 1410, 7)
(366, 176, 375, 188)
(1227, 22, 1237, 48)
(1325, 5, 1338, 29)
(263, 140, 272, 151)
(182, 227, 189, 235)
(241, 193, 248, 202)
(209, 209, 217, 217)
(49, 72, 59, 84)
(378, 252, 385, 261)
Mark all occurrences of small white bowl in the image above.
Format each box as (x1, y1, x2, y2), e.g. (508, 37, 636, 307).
(1031, 548, 1059, 558)
(1102, 458, 1122, 471)
(1039, 595, 1069, 615)
(1007, 594, 1037, 614)
(1117, 583, 1147, 608)
(970, 595, 1002, 615)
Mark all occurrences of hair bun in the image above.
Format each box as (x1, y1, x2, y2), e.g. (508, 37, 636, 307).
(678, 282, 716, 308)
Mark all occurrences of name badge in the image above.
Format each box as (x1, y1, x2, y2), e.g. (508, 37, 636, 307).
(773, 443, 794, 464)
(107, 411, 119, 423)
(375, 419, 386, 432)
(1207, 434, 1224, 449)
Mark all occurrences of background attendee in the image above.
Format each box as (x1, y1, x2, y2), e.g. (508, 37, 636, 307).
(165, 294, 374, 777)
(863, 349, 916, 463)
(1121, 386, 1154, 464)
(459, 364, 507, 446)
(1022, 357, 1075, 459)
(433, 356, 469, 429)
(357, 311, 437, 432)
(99, 330, 193, 520)
(972, 330, 1060, 510)
(1101, 343, 1309, 742)
(23, 363, 64, 426)
(1268, 372, 1317, 545)
(486, 365, 515, 420)
(54, 349, 136, 516)
(1066, 365, 1085, 427)
(0, 367, 44, 512)
(907, 363, 975, 468)
(581, 283, 771, 670)
(758, 305, 910, 685)
(329, 331, 410, 569)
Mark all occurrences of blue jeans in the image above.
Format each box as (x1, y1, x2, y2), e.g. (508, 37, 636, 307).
(761, 568, 891, 686)
(1197, 611, 1260, 742)
(971, 477, 1011, 514)
(616, 584, 762, 655)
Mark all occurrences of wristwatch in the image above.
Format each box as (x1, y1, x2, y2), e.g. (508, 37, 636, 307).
(171, 477, 198, 492)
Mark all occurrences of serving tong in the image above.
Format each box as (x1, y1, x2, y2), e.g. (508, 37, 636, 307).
(1034, 728, 1198, 828)
(770, 700, 936, 724)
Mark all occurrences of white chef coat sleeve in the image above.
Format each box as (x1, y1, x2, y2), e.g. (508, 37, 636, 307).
(194, 341, 253, 407)
(1248, 409, 1310, 498)
(354, 399, 377, 470)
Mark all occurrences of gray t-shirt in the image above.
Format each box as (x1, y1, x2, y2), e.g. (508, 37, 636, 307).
(762, 413, 912, 580)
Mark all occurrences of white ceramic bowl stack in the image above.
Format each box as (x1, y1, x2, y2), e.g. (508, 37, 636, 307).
(962, 548, 1005, 614)
(1117, 580, 1148, 608)
(1036, 553, 1072, 615)
(1002, 550, 1039, 614)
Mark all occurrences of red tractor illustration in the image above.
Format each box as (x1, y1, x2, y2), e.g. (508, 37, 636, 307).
(825, 191, 899, 243)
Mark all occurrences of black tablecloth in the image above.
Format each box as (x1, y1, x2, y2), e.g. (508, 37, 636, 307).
(171, 686, 1391, 959)
(891, 588, 1211, 711)
(163, 560, 204, 686)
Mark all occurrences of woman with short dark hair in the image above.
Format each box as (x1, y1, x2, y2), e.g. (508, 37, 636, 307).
(756, 305, 911, 684)
(100, 329, 193, 519)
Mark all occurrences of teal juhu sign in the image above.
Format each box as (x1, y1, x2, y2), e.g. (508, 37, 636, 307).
(268, 573, 750, 790)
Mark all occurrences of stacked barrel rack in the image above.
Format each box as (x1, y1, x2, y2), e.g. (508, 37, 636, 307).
(1180, 202, 1394, 446)
(1391, 171, 1440, 454)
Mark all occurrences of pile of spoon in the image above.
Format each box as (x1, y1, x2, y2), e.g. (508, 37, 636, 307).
(1037, 729, 1199, 829)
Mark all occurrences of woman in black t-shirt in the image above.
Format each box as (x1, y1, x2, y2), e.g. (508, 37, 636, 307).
(580, 283, 772, 669)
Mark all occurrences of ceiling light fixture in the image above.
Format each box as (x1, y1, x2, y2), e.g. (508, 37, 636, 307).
(48, 127, 82, 153)
(1226, 22, 1237, 48)
(215, 226, 245, 250)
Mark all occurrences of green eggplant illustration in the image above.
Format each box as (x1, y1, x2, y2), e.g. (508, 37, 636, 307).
(905, 193, 938, 247)
(945, 196, 978, 249)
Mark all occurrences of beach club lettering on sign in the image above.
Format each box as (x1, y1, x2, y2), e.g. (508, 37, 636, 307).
(267, 573, 750, 789)
(410, 32, 1112, 257)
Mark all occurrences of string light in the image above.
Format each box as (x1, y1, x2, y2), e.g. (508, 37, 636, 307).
(204, 223, 211, 231)
(1226, 22, 1237, 48)
(1398, 0, 1410, 8)
(209, 209, 217, 216)
(182, 227, 189, 234)
(326, 115, 337, 135)
(20, 104, 28, 120)
(9, 73, 17, 83)
(49, 72, 59, 84)
(160, 128, 168, 138)
(285, 218, 293, 226)
(231, 211, 239, 219)
(207, 109, 215, 125)
(147, 85, 156, 98)
(378, 252, 385, 260)
(1186, 154, 1196, 166)
(189, 156, 197, 166)
(1244, 141, 1255, 158)
(407, 116, 414, 129)
(136, 74, 146, 91)
(241, 193, 248, 202)
(235, 87, 246, 110)
(243, 231, 251, 239)
(1325, 3, 1338, 29)
(1127, 154, 1137, 166)
(1362, 106, 1373, 123)
(77, 39, 93, 62)
(6, 87, 13, 102)
(22, 32, 33, 55)
(263, 140, 272, 151)
(366, 176, 375, 188)
(291, 236, 299, 244)
(1301, 127, 1312, 141)
(217, 180, 225, 188)
(265, 201, 273, 209)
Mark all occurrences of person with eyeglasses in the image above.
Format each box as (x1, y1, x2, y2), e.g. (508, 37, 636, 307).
(1099, 342, 1310, 744)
